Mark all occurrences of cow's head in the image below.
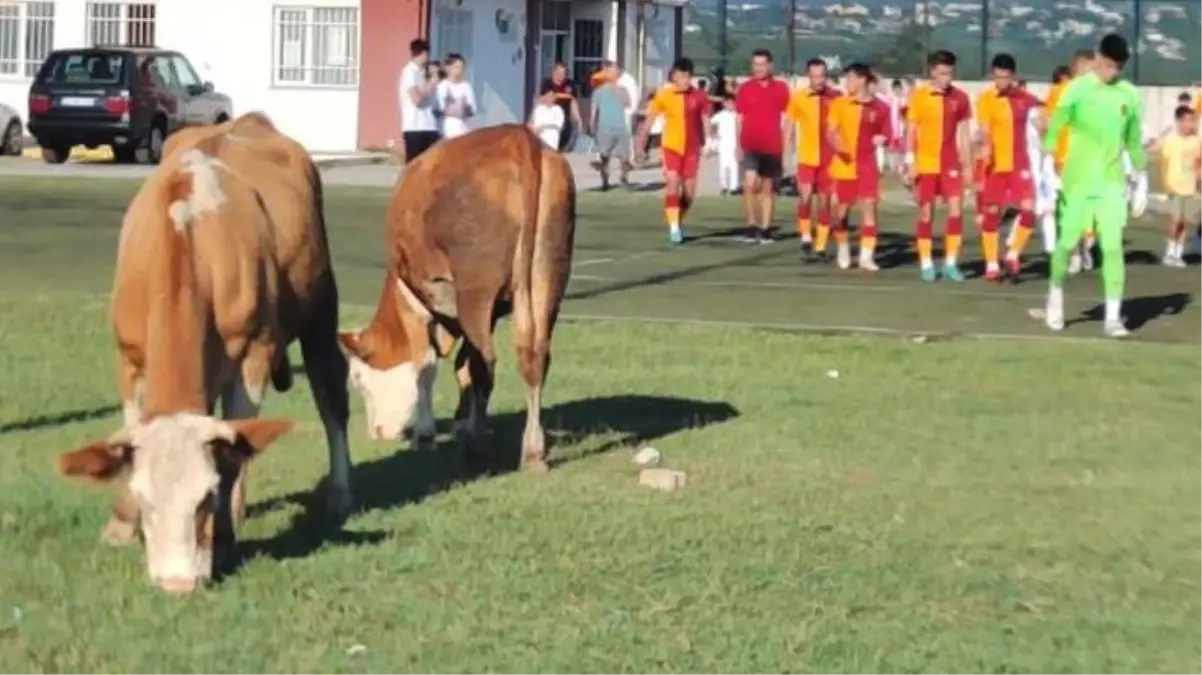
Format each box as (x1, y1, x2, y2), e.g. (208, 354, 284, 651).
(58, 414, 293, 594)
(340, 275, 453, 442)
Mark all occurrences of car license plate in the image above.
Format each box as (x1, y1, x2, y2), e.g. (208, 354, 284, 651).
(60, 96, 95, 107)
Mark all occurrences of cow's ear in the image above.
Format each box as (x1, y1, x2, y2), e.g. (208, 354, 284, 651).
(59, 437, 135, 482)
(210, 418, 295, 464)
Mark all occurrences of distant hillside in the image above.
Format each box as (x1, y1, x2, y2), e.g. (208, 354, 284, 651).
(683, 0, 1201, 85)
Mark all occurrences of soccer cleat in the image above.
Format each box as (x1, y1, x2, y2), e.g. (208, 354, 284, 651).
(1044, 305, 1065, 332)
(1103, 320, 1130, 338)
(920, 265, 938, 282)
(983, 267, 1002, 282)
(941, 262, 965, 282)
(836, 243, 852, 269)
(858, 256, 879, 272)
(755, 229, 774, 245)
(798, 239, 814, 260)
(1162, 254, 1187, 268)
(1068, 252, 1083, 275)
(1004, 255, 1022, 281)
(669, 228, 684, 245)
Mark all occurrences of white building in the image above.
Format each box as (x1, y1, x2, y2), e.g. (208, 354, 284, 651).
(0, 0, 686, 152)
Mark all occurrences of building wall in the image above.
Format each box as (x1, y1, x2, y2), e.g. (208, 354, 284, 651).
(0, 0, 363, 151)
(430, 0, 526, 130)
(357, 0, 425, 149)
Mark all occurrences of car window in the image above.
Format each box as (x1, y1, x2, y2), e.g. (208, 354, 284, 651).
(39, 53, 126, 85)
(170, 55, 202, 89)
(151, 55, 179, 89)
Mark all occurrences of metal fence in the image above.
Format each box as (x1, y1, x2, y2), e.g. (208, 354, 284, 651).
(683, 0, 1201, 86)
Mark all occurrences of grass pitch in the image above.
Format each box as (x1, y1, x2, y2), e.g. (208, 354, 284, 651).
(0, 176, 1198, 672)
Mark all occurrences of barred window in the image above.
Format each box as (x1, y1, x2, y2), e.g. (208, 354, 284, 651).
(0, 1, 55, 79)
(272, 5, 359, 88)
(87, 2, 156, 48)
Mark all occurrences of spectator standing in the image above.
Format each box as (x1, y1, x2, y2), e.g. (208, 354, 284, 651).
(735, 48, 791, 244)
(541, 62, 583, 152)
(436, 53, 477, 140)
(589, 62, 634, 190)
(399, 39, 440, 163)
(709, 94, 740, 194)
(529, 89, 565, 149)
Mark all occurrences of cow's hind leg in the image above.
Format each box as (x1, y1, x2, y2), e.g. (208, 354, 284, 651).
(453, 296, 498, 464)
(511, 277, 563, 473)
(299, 315, 354, 522)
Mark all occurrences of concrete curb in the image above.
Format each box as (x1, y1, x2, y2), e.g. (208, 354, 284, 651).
(311, 153, 394, 169)
(18, 145, 394, 168)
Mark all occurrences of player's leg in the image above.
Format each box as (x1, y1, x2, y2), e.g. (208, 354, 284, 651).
(1044, 192, 1089, 331)
(795, 165, 815, 248)
(754, 155, 781, 243)
(1163, 198, 1187, 266)
(661, 150, 685, 244)
(740, 153, 762, 240)
(979, 173, 1004, 281)
(857, 195, 880, 271)
(1094, 192, 1129, 337)
(1004, 178, 1038, 278)
(813, 172, 834, 259)
(913, 175, 937, 281)
(831, 182, 854, 269)
(940, 175, 966, 282)
(679, 151, 701, 224)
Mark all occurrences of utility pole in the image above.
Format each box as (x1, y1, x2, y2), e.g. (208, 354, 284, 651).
(785, 0, 796, 75)
(716, 0, 727, 72)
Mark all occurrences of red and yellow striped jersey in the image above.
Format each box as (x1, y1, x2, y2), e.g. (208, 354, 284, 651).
(905, 84, 972, 175)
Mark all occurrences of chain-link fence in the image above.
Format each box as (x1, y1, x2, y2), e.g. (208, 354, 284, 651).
(683, 0, 1201, 86)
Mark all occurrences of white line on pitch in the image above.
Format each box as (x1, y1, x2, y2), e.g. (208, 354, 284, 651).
(567, 273, 1048, 302)
(572, 249, 669, 269)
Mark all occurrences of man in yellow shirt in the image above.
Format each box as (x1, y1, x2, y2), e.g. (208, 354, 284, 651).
(1156, 105, 1201, 266)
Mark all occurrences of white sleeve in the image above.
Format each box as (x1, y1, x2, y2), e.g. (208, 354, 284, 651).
(464, 84, 478, 116)
(434, 81, 449, 112)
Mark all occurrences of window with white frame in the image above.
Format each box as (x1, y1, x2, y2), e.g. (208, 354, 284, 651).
(0, 1, 55, 79)
(272, 5, 359, 88)
(87, 2, 156, 47)
(572, 18, 603, 93)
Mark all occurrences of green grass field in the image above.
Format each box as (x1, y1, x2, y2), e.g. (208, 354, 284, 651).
(0, 175, 1198, 672)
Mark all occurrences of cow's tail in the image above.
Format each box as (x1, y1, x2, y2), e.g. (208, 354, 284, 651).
(527, 140, 576, 353)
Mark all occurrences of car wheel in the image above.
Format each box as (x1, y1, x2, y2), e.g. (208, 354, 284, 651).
(1, 121, 22, 156)
(136, 123, 165, 165)
(41, 144, 70, 164)
(113, 145, 137, 164)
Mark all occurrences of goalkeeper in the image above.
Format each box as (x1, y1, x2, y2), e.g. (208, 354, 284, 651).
(1040, 33, 1148, 338)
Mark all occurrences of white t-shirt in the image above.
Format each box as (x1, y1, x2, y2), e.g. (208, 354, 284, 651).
(530, 104, 564, 148)
(711, 109, 738, 153)
(616, 71, 640, 123)
(436, 79, 477, 139)
(399, 61, 437, 133)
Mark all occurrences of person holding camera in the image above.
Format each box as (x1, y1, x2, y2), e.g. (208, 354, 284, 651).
(399, 39, 440, 163)
(436, 53, 476, 140)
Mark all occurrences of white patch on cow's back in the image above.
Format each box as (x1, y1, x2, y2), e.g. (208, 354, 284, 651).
(168, 148, 228, 232)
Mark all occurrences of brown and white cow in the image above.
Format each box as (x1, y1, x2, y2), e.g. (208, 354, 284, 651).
(339, 124, 575, 471)
(57, 113, 353, 594)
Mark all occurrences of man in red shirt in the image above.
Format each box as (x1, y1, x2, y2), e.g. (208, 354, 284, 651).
(735, 49, 791, 244)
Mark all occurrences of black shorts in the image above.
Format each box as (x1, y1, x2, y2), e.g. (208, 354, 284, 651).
(741, 151, 782, 179)
(403, 130, 441, 164)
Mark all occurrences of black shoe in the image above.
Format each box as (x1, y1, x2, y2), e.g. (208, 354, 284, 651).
(799, 239, 814, 260)
(754, 229, 774, 245)
(734, 226, 757, 243)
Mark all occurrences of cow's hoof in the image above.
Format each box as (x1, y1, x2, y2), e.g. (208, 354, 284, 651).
(411, 433, 436, 453)
(520, 458, 550, 474)
(99, 518, 138, 547)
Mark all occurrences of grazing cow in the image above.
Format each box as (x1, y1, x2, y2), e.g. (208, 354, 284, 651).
(57, 113, 353, 594)
(339, 124, 575, 471)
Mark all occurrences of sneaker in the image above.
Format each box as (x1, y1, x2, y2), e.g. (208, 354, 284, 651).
(941, 262, 966, 282)
(669, 228, 684, 245)
(1103, 319, 1129, 338)
(1162, 254, 1187, 268)
(754, 229, 774, 245)
(858, 256, 879, 272)
(1004, 255, 1022, 281)
(836, 244, 851, 269)
(920, 265, 938, 282)
(735, 226, 758, 243)
(983, 267, 1002, 282)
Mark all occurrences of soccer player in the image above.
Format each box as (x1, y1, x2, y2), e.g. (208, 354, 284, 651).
(1041, 33, 1147, 338)
(975, 53, 1043, 281)
(785, 58, 841, 258)
(1154, 105, 1201, 267)
(1046, 49, 1098, 274)
(635, 58, 710, 245)
(734, 49, 790, 244)
(826, 64, 892, 271)
(903, 50, 974, 282)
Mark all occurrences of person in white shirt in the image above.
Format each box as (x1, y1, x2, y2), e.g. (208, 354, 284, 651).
(399, 38, 439, 163)
(529, 89, 565, 149)
(709, 95, 739, 194)
(615, 64, 640, 155)
(436, 53, 477, 140)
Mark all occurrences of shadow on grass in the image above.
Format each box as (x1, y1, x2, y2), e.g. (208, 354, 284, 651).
(1073, 292, 1192, 331)
(0, 404, 121, 435)
(234, 394, 739, 568)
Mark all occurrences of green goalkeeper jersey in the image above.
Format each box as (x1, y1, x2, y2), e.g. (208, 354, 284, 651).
(1043, 71, 1147, 196)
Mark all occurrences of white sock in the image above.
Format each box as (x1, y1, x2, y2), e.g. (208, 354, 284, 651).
(1040, 213, 1057, 253)
(1047, 285, 1064, 311)
(1173, 240, 1185, 258)
(1104, 298, 1122, 323)
(1166, 239, 1177, 258)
